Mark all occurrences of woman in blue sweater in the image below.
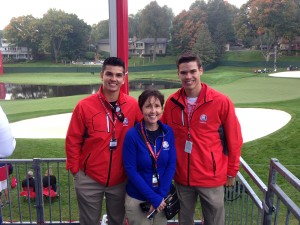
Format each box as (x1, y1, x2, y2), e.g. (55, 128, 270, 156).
(123, 89, 176, 225)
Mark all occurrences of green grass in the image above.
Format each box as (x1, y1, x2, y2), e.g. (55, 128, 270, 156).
(0, 73, 100, 85)
(128, 55, 177, 66)
(222, 50, 265, 62)
(1, 52, 300, 223)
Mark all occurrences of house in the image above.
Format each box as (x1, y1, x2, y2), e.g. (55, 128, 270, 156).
(97, 38, 110, 53)
(0, 38, 32, 61)
(278, 36, 300, 51)
(132, 38, 167, 56)
(97, 37, 168, 56)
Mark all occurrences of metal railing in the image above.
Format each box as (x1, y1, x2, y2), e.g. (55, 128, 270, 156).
(0, 157, 299, 225)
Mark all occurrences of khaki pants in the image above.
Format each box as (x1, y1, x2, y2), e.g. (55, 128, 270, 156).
(176, 183, 225, 225)
(125, 194, 167, 225)
(74, 170, 126, 225)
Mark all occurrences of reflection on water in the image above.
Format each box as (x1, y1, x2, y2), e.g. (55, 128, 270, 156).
(0, 83, 100, 100)
(0, 80, 181, 100)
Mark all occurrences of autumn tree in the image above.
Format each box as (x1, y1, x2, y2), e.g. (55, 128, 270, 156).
(206, 0, 238, 57)
(171, 8, 208, 54)
(277, 0, 300, 55)
(251, 0, 285, 61)
(138, 1, 173, 62)
(193, 23, 217, 64)
(172, 0, 236, 61)
(234, 0, 299, 61)
(233, 4, 257, 48)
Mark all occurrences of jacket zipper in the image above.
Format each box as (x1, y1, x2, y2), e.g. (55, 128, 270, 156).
(106, 150, 113, 187)
(211, 152, 216, 176)
(187, 154, 190, 186)
(83, 153, 91, 175)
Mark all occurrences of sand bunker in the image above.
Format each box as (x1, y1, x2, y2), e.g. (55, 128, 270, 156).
(269, 71, 300, 78)
(10, 108, 291, 143)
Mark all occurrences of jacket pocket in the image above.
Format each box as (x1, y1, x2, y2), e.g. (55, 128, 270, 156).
(92, 112, 107, 132)
(171, 108, 187, 127)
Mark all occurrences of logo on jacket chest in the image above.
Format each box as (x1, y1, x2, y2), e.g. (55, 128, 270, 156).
(163, 141, 170, 150)
(123, 118, 129, 126)
(200, 114, 207, 123)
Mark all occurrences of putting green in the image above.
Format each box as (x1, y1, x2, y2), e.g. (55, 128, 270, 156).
(213, 76, 300, 104)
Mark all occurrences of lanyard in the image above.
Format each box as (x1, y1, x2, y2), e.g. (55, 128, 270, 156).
(98, 94, 117, 138)
(140, 122, 164, 166)
(184, 97, 198, 141)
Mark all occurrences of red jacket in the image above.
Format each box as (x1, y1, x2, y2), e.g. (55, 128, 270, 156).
(162, 84, 242, 187)
(65, 87, 142, 186)
(0, 164, 11, 181)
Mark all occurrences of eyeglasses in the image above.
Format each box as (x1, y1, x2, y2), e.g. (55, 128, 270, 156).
(110, 104, 124, 122)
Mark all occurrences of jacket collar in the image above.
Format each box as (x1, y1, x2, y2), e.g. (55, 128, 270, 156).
(97, 86, 126, 105)
(135, 120, 168, 135)
(174, 83, 213, 106)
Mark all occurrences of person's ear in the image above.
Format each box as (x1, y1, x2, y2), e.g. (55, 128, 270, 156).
(199, 67, 203, 75)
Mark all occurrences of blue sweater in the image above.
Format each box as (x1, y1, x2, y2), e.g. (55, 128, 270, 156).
(122, 120, 176, 209)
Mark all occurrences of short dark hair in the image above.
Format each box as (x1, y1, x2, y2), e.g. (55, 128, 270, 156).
(176, 52, 202, 69)
(138, 88, 164, 111)
(101, 57, 125, 73)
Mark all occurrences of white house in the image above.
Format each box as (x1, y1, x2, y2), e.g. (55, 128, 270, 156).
(0, 38, 32, 61)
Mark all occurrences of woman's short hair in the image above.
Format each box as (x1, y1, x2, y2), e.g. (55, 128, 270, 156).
(138, 88, 164, 111)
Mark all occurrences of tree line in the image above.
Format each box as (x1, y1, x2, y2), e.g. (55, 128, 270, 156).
(1, 0, 300, 64)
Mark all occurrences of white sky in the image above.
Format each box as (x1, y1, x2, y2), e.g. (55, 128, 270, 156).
(0, 0, 248, 30)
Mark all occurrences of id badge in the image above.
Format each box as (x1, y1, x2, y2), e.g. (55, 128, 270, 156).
(185, 140, 192, 154)
(152, 174, 159, 187)
(109, 139, 117, 150)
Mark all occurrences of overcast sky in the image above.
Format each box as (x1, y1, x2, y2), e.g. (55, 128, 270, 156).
(0, 0, 248, 30)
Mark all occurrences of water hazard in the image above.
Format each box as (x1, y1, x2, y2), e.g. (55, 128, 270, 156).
(0, 80, 181, 100)
(0, 83, 100, 100)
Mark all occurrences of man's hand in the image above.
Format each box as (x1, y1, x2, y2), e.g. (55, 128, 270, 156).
(225, 176, 235, 187)
(156, 199, 166, 212)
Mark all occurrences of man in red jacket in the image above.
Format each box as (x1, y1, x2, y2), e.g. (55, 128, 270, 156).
(65, 57, 142, 225)
(162, 53, 243, 225)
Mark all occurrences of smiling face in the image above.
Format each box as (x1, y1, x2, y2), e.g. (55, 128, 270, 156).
(142, 96, 163, 130)
(178, 61, 203, 97)
(100, 65, 125, 100)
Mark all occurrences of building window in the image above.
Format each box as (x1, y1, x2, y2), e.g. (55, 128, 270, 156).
(136, 43, 143, 48)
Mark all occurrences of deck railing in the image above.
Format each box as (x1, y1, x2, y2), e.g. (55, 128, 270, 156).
(0, 157, 299, 225)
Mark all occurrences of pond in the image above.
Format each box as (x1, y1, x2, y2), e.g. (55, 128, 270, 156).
(0, 83, 100, 100)
(0, 80, 181, 100)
